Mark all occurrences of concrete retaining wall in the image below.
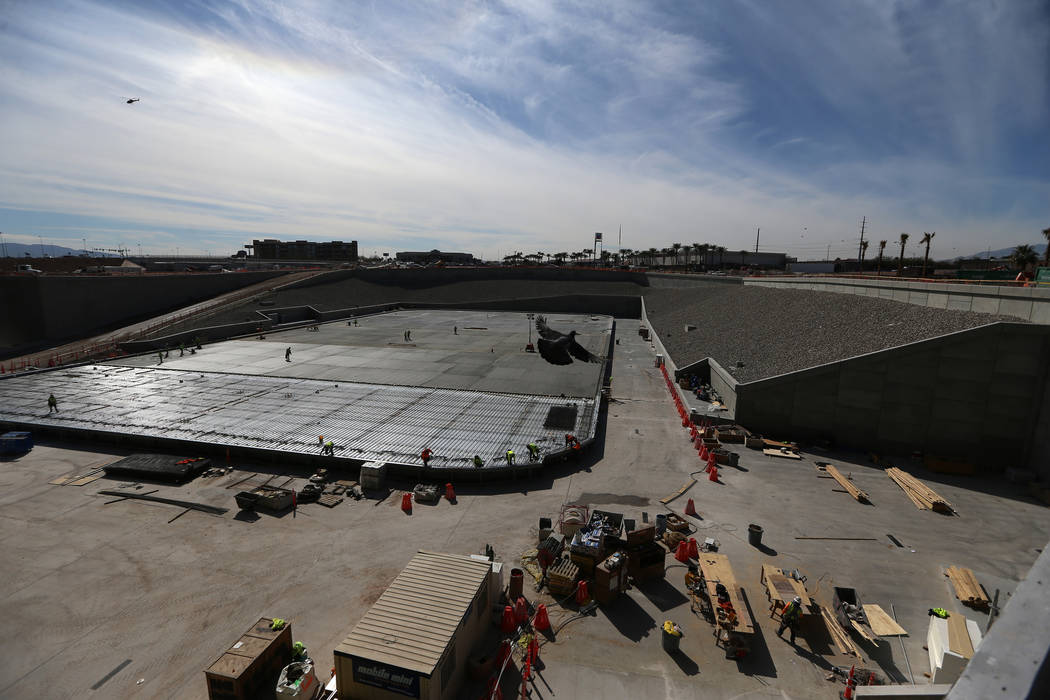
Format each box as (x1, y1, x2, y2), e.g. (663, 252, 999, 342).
(0, 271, 287, 357)
(648, 273, 743, 288)
(281, 266, 649, 291)
(744, 277, 1050, 324)
(734, 322, 1050, 474)
(407, 294, 641, 318)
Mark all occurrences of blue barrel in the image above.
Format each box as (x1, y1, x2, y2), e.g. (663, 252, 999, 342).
(655, 513, 667, 535)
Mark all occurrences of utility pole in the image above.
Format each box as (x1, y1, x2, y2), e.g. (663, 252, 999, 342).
(754, 227, 760, 253)
(857, 216, 866, 262)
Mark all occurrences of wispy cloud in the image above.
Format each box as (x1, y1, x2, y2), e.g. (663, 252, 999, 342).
(0, 0, 1047, 260)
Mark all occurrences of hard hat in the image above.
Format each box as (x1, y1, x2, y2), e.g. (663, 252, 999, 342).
(792, 596, 802, 604)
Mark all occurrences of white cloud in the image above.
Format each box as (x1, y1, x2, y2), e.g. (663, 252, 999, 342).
(0, 0, 1047, 260)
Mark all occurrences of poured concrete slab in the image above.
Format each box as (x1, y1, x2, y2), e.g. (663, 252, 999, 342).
(110, 309, 611, 398)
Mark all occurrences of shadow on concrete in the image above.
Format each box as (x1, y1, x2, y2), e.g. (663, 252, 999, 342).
(862, 636, 910, 684)
(733, 588, 779, 678)
(669, 649, 700, 676)
(754, 543, 778, 556)
(233, 509, 260, 523)
(636, 577, 690, 612)
(600, 594, 657, 642)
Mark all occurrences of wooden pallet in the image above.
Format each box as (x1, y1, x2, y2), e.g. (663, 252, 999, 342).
(886, 467, 954, 514)
(824, 464, 870, 503)
(317, 494, 343, 508)
(944, 566, 990, 609)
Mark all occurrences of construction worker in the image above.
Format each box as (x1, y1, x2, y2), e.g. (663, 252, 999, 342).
(285, 347, 292, 362)
(506, 449, 515, 465)
(291, 641, 308, 662)
(421, 447, 433, 467)
(453, 325, 458, 335)
(179, 342, 185, 357)
(157, 351, 163, 364)
(777, 596, 803, 644)
(527, 442, 540, 461)
(322, 440, 335, 456)
(47, 393, 58, 413)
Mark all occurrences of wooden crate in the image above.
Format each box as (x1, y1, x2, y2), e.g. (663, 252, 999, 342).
(205, 617, 292, 700)
(547, 558, 579, 596)
(594, 553, 628, 605)
(626, 525, 656, 548)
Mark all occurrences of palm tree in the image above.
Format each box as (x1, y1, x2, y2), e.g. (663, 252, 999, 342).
(692, 243, 704, 271)
(647, 247, 658, 267)
(897, 233, 909, 277)
(1011, 244, 1038, 273)
(671, 242, 682, 268)
(554, 252, 567, 265)
(1042, 227, 1050, 266)
(537, 251, 546, 264)
(919, 232, 935, 277)
(860, 240, 869, 270)
(876, 240, 887, 275)
(717, 246, 726, 269)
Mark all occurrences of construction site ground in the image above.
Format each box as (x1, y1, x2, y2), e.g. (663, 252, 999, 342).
(2, 321, 1048, 699)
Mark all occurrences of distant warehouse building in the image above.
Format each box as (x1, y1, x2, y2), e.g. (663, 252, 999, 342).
(396, 250, 474, 265)
(247, 239, 358, 261)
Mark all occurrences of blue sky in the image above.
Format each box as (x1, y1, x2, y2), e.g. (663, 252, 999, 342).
(1, 0, 1048, 260)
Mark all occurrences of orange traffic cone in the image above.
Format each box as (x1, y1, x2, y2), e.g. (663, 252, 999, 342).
(533, 603, 550, 631)
(707, 453, 717, 469)
(500, 605, 516, 633)
(401, 492, 412, 513)
(843, 681, 855, 700)
(681, 416, 689, 427)
(699, 444, 709, 460)
(709, 466, 719, 482)
(685, 498, 697, 516)
(514, 597, 529, 623)
(527, 636, 540, 663)
(576, 581, 590, 605)
(674, 540, 690, 563)
(687, 538, 699, 559)
(445, 482, 456, 501)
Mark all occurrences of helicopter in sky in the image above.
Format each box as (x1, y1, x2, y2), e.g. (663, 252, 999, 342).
(124, 97, 140, 104)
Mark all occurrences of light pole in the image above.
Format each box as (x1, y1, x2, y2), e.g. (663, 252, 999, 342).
(0, 231, 6, 257)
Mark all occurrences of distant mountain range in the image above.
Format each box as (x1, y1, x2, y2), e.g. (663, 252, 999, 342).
(959, 243, 1047, 260)
(0, 242, 119, 258)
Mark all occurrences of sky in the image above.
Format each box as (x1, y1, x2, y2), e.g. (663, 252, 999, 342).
(1, 0, 1048, 261)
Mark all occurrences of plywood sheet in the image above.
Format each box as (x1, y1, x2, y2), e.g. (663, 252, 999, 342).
(947, 613, 974, 659)
(763, 448, 801, 460)
(863, 604, 907, 636)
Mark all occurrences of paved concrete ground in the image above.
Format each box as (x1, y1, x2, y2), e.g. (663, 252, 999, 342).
(109, 309, 610, 397)
(2, 321, 1048, 699)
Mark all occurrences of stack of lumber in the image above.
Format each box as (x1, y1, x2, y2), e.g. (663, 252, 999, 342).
(944, 566, 990, 609)
(820, 607, 860, 657)
(824, 464, 871, 504)
(886, 467, 955, 514)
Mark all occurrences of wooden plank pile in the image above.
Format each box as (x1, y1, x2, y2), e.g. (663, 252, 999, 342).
(820, 607, 860, 657)
(886, 467, 955, 514)
(862, 604, 907, 636)
(944, 566, 990, 610)
(823, 464, 871, 504)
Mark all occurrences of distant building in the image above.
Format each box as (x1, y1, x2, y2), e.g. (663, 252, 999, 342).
(247, 239, 358, 261)
(396, 250, 474, 265)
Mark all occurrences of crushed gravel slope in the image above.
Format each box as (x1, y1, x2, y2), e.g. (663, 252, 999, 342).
(642, 284, 1020, 382)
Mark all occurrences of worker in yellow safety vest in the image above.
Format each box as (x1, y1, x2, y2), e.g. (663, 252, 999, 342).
(506, 449, 515, 465)
(777, 596, 803, 644)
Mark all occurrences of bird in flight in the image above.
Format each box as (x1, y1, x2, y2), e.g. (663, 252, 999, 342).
(125, 97, 140, 104)
(535, 316, 601, 366)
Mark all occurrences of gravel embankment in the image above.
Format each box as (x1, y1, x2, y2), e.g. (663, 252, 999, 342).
(149, 278, 646, 337)
(641, 285, 1021, 382)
